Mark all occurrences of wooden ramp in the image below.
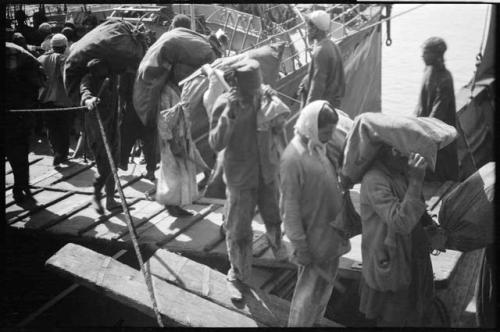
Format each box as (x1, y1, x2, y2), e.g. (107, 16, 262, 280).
(7, 154, 470, 326)
(46, 243, 341, 327)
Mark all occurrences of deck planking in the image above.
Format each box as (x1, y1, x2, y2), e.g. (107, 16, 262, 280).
(7, 154, 467, 316)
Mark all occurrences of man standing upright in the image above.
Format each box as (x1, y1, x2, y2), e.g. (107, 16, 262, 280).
(415, 37, 459, 182)
(38, 33, 73, 166)
(80, 59, 122, 214)
(4, 42, 46, 204)
(299, 10, 346, 109)
(209, 59, 283, 301)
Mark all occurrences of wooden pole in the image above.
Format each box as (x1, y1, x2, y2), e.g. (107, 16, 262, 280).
(92, 78, 164, 327)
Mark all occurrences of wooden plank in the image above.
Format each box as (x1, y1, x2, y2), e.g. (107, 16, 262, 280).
(84, 199, 164, 241)
(10, 193, 91, 230)
(78, 197, 143, 237)
(145, 248, 342, 327)
(7, 190, 74, 225)
(5, 156, 44, 175)
(5, 187, 45, 207)
(48, 198, 140, 237)
(46, 243, 265, 327)
(165, 206, 227, 253)
(139, 204, 219, 247)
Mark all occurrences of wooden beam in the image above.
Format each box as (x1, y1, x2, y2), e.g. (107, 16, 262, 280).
(46, 244, 265, 327)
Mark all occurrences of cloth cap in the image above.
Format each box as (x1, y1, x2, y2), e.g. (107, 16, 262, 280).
(51, 33, 68, 48)
(38, 22, 52, 34)
(422, 37, 447, 55)
(307, 10, 331, 32)
(234, 58, 262, 92)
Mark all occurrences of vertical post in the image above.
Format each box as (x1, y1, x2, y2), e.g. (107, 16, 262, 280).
(190, 4, 196, 31)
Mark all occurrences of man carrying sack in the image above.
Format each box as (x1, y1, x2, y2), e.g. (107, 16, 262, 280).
(80, 59, 122, 214)
(208, 59, 284, 301)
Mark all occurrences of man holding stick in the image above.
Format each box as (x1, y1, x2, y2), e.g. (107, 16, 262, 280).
(80, 58, 122, 214)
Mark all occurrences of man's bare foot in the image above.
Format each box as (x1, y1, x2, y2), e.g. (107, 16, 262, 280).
(106, 198, 123, 212)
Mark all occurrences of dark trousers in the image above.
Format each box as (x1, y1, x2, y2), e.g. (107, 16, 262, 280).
(93, 145, 115, 197)
(120, 106, 157, 173)
(41, 102, 72, 160)
(5, 116, 31, 192)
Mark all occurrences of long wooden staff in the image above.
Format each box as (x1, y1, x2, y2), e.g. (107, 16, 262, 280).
(92, 77, 164, 327)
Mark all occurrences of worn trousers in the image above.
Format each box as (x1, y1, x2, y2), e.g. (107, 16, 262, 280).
(119, 105, 158, 173)
(224, 178, 282, 283)
(288, 258, 339, 327)
(42, 102, 72, 160)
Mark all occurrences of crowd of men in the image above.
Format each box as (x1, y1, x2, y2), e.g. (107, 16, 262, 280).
(4, 9, 460, 327)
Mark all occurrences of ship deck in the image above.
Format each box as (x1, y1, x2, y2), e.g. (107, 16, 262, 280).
(5, 151, 472, 326)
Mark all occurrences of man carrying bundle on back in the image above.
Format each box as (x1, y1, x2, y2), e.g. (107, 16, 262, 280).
(80, 59, 122, 214)
(208, 59, 284, 301)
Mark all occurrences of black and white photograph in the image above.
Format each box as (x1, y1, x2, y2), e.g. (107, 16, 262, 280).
(2, 2, 496, 328)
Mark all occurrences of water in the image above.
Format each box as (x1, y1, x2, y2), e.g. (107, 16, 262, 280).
(381, 4, 491, 116)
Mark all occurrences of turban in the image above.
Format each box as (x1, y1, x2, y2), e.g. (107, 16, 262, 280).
(50, 33, 68, 48)
(307, 10, 331, 32)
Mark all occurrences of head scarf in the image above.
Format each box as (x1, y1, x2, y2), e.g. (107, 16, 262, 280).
(294, 100, 330, 156)
(50, 33, 68, 48)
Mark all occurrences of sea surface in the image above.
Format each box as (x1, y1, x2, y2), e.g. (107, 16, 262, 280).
(381, 4, 491, 116)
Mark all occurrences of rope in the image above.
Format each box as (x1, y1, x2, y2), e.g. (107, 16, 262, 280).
(8, 106, 88, 113)
(93, 78, 164, 327)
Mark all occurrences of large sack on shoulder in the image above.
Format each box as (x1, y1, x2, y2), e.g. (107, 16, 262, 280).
(326, 109, 353, 168)
(439, 162, 495, 252)
(64, 19, 148, 104)
(342, 113, 457, 184)
(245, 42, 285, 87)
(133, 28, 217, 126)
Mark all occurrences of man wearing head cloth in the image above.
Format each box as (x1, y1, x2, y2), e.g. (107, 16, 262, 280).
(414, 37, 458, 181)
(209, 58, 284, 301)
(38, 33, 73, 166)
(280, 100, 349, 326)
(38, 22, 54, 52)
(80, 58, 122, 214)
(299, 10, 346, 109)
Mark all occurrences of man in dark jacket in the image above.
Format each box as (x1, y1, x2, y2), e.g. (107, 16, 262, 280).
(4, 42, 46, 204)
(209, 59, 283, 301)
(299, 10, 346, 108)
(415, 37, 459, 182)
(80, 59, 122, 214)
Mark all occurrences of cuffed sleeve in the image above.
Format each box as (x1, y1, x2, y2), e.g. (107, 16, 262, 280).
(364, 171, 426, 235)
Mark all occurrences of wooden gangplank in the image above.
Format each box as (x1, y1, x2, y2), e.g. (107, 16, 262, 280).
(46, 243, 341, 327)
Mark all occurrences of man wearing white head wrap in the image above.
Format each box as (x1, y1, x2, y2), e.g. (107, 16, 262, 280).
(298, 10, 345, 109)
(280, 100, 349, 326)
(38, 33, 73, 166)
